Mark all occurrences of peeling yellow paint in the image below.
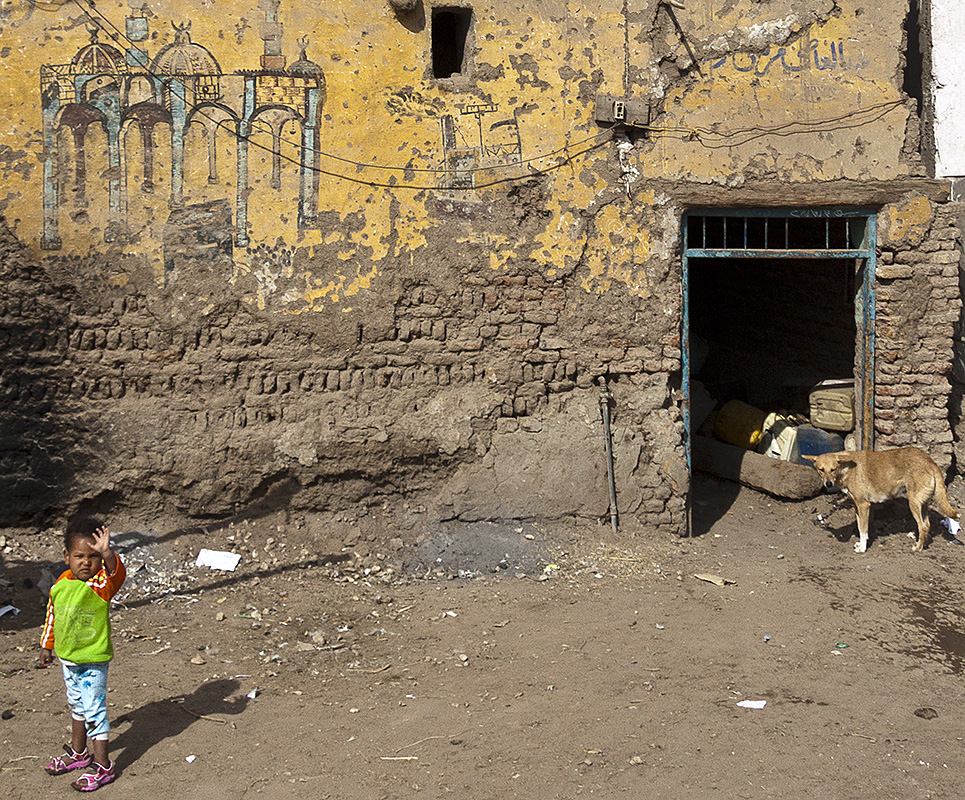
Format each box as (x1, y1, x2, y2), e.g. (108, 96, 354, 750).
(286, 261, 377, 313)
(0, 0, 920, 310)
(343, 264, 377, 297)
(885, 196, 932, 246)
(580, 203, 654, 297)
(291, 272, 344, 313)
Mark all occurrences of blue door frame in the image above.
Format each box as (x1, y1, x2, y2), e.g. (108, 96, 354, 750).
(682, 209, 877, 519)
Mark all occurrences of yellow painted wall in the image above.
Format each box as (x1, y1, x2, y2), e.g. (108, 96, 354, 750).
(0, 0, 916, 312)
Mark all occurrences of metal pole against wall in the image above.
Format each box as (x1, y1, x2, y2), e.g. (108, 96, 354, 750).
(599, 378, 619, 534)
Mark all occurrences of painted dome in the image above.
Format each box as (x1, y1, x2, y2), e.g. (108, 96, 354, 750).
(289, 38, 323, 77)
(71, 29, 125, 73)
(151, 22, 221, 75)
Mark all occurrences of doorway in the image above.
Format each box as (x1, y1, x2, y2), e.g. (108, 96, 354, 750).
(682, 210, 877, 531)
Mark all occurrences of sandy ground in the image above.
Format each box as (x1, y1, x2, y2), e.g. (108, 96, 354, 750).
(5, 474, 965, 799)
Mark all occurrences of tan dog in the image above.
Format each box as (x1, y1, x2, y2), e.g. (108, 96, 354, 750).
(803, 447, 958, 553)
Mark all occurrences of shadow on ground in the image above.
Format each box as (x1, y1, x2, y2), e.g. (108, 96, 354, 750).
(111, 678, 249, 772)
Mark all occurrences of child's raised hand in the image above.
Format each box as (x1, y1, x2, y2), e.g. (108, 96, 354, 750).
(91, 526, 111, 557)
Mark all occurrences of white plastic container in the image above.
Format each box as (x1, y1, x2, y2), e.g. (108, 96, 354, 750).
(758, 412, 799, 462)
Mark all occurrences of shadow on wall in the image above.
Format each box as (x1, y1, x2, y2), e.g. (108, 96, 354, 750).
(71, 473, 306, 542)
(388, 0, 426, 33)
(0, 215, 82, 526)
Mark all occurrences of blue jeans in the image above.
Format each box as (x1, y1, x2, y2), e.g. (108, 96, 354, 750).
(62, 662, 110, 739)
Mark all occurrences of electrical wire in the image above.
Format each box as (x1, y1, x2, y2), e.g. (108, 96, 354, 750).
(64, 0, 617, 189)
(637, 100, 905, 148)
(692, 104, 902, 149)
(60, 0, 909, 190)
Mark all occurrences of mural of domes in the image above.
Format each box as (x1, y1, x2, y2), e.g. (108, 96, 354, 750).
(151, 21, 221, 75)
(71, 28, 125, 73)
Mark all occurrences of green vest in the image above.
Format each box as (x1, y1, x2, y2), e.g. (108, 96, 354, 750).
(50, 577, 114, 663)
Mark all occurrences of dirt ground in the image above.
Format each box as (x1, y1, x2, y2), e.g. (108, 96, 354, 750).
(5, 473, 965, 799)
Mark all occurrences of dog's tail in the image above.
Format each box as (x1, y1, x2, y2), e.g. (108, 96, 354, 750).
(934, 474, 959, 520)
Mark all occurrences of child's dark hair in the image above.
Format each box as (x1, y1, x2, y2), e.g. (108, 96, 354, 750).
(63, 517, 104, 550)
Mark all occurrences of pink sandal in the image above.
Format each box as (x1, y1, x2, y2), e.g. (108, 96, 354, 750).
(44, 745, 92, 775)
(71, 761, 115, 792)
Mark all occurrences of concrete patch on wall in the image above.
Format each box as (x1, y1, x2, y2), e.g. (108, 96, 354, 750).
(432, 398, 610, 523)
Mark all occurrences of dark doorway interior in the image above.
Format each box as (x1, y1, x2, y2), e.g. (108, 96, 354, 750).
(689, 256, 857, 415)
(684, 210, 875, 537)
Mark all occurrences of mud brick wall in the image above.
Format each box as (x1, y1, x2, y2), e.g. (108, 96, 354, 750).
(0, 0, 951, 534)
(0, 221, 87, 515)
(6, 189, 965, 530)
(0, 217, 687, 533)
(875, 198, 964, 470)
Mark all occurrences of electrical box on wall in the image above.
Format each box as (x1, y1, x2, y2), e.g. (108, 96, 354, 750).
(594, 94, 651, 129)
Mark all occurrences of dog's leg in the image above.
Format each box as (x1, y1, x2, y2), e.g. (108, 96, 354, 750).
(854, 500, 870, 553)
(909, 497, 931, 552)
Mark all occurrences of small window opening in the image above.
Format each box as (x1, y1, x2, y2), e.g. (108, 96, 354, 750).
(432, 7, 472, 79)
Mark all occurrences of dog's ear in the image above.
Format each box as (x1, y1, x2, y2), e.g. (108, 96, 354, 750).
(801, 455, 817, 464)
(834, 457, 857, 480)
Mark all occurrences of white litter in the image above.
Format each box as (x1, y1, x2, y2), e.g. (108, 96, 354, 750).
(737, 700, 767, 710)
(942, 518, 962, 537)
(246, 688, 258, 699)
(185, 755, 196, 764)
(195, 549, 242, 571)
(0, 605, 20, 617)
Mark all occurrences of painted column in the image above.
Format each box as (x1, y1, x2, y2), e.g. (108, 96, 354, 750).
(169, 77, 186, 206)
(236, 75, 256, 247)
(41, 80, 62, 250)
(90, 83, 124, 241)
(299, 86, 320, 228)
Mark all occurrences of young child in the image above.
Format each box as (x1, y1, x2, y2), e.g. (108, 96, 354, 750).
(40, 519, 126, 792)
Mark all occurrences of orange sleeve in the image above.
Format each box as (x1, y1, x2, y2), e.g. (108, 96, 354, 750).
(88, 553, 126, 602)
(109, 554, 127, 597)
